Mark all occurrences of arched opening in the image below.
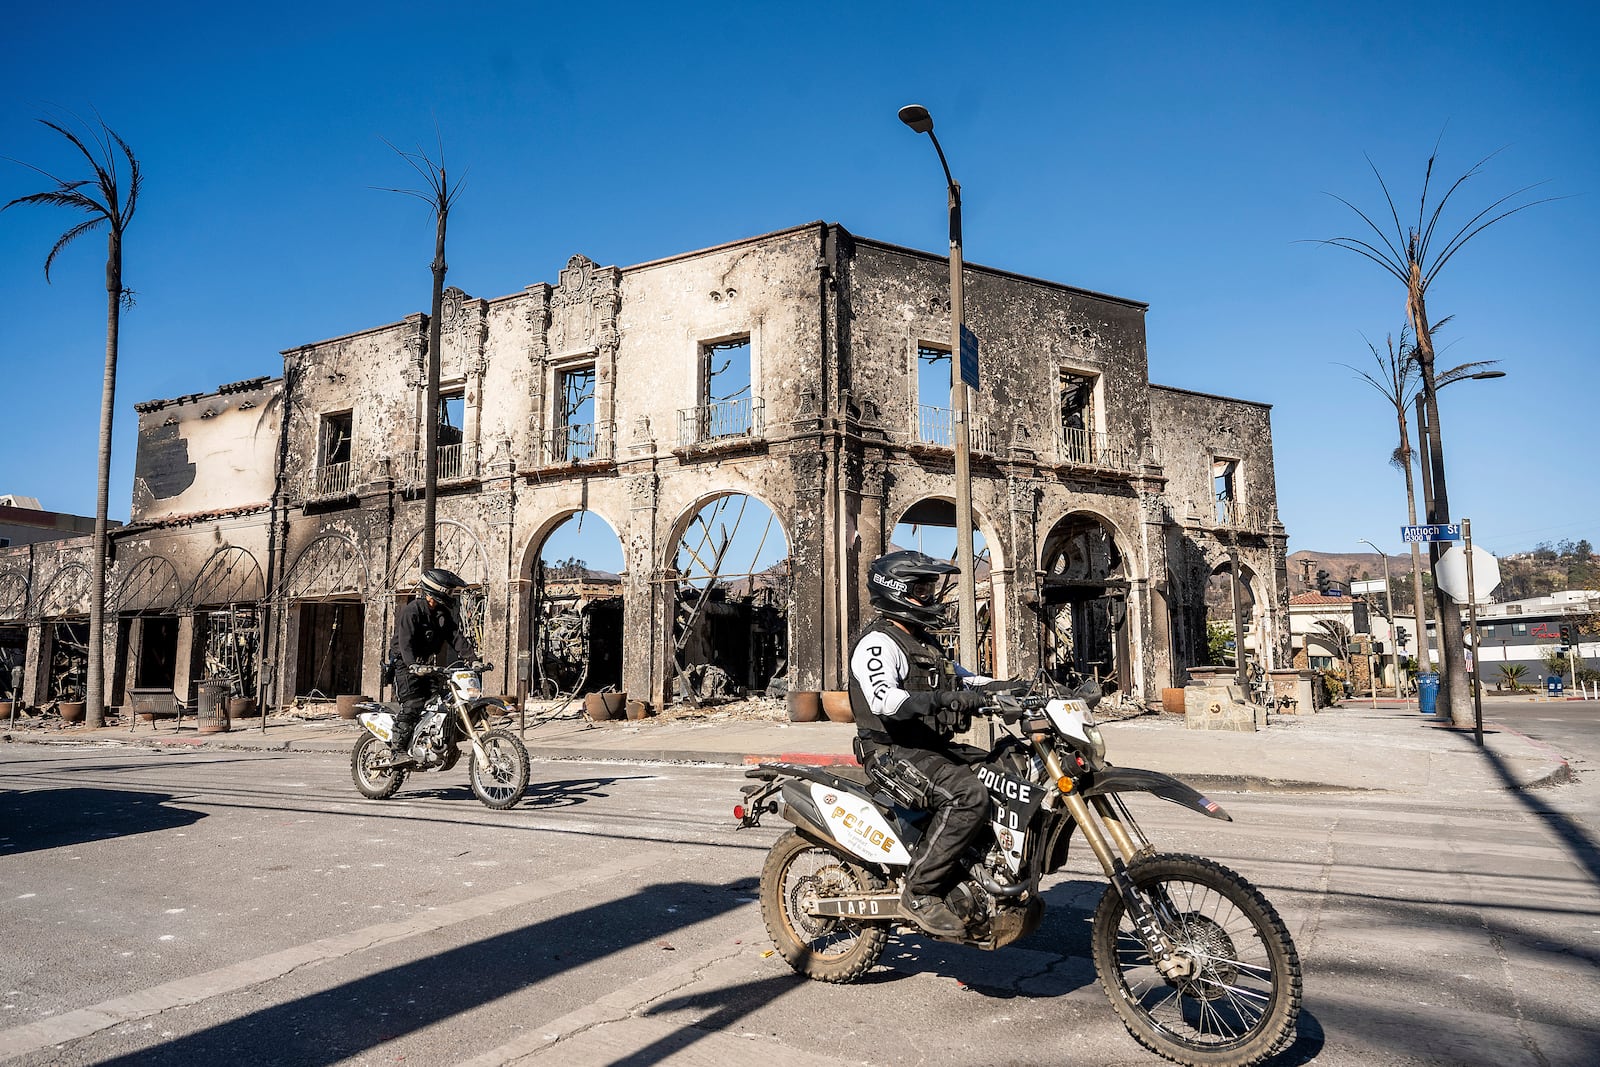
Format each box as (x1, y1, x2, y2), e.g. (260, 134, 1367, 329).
(278, 533, 369, 700)
(1038, 513, 1130, 690)
(1205, 557, 1260, 674)
(187, 546, 266, 705)
(670, 493, 790, 705)
(38, 563, 92, 703)
(889, 498, 996, 675)
(0, 570, 29, 703)
(109, 555, 184, 708)
(526, 510, 625, 699)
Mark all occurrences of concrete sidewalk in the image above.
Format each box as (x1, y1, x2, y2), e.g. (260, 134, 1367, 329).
(4, 699, 1572, 793)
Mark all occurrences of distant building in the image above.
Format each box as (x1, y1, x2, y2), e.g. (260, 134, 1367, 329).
(0, 495, 111, 549)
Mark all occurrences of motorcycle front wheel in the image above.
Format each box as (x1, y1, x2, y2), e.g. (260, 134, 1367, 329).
(760, 828, 889, 984)
(468, 728, 529, 810)
(1091, 853, 1301, 1067)
(351, 733, 406, 800)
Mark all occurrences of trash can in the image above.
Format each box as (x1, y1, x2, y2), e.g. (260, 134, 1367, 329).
(197, 680, 231, 734)
(1416, 672, 1440, 716)
(1546, 675, 1564, 697)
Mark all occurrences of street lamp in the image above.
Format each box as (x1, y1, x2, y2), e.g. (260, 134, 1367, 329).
(1413, 368, 1505, 723)
(1358, 538, 1402, 701)
(899, 103, 978, 670)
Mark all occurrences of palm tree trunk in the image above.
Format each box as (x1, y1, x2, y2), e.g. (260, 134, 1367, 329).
(420, 185, 447, 573)
(1397, 409, 1431, 674)
(86, 231, 122, 729)
(1409, 273, 1472, 728)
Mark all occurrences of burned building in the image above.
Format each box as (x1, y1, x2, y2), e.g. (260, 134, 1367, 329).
(0, 223, 1288, 716)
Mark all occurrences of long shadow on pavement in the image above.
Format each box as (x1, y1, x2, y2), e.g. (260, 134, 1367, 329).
(0, 786, 206, 856)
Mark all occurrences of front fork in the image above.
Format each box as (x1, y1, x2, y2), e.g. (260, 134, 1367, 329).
(1040, 745, 1195, 981)
(454, 705, 493, 767)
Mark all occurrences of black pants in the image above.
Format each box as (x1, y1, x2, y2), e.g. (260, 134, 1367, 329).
(867, 742, 988, 896)
(393, 673, 432, 746)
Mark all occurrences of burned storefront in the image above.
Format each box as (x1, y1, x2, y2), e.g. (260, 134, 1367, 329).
(49, 223, 1287, 721)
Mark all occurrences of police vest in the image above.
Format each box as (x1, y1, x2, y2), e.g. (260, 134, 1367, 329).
(848, 617, 957, 748)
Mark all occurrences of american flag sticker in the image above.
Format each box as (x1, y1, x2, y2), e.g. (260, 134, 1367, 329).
(1201, 797, 1219, 813)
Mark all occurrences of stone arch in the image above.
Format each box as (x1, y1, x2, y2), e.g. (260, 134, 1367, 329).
(664, 491, 792, 703)
(0, 569, 29, 622)
(111, 556, 183, 615)
(886, 494, 1007, 675)
(1205, 550, 1267, 670)
(390, 520, 491, 590)
(520, 508, 628, 698)
(38, 562, 92, 619)
(1037, 511, 1132, 689)
(279, 532, 370, 601)
(186, 546, 265, 609)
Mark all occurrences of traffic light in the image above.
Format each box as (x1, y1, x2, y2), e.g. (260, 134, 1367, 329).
(1559, 623, 1574, 644)
(1396, 625, 1410, 646)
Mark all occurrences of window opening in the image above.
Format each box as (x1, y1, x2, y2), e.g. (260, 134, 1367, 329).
(436, 387, 465, 479)
(315, 412, 353, 496)
(1060, 371, 1096, 463)
(917, 345, 951, 446)
(557, 365, 597, 462)
(690, 338, 755, 442)
(1213, 459, 1239, 526)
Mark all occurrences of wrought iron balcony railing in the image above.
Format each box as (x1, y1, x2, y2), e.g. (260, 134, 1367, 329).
(542, 421, 614, 464)
(1056, 427, 1137, 471)
(916, 405, 998, 454)
(395, 443, 469, 487)
(678, 398, 765, 447)
(307, 460, 352, 498)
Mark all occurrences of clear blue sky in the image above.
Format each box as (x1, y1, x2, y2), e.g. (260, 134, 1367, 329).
(3, 0, 1595, 568)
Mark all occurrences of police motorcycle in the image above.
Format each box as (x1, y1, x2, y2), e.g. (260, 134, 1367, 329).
(350, 661, 530, 810)
(736, 679, 1301, 1067)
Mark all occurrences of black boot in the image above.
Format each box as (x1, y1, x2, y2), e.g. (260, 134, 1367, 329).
(901, 886, 965, 937)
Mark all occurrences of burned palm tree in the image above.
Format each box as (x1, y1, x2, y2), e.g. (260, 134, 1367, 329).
(4, 114, 142, 729)
(379, 133, 464, 571)
(1321, 142, 1555, 727)
(1340, 328, 1500, 674)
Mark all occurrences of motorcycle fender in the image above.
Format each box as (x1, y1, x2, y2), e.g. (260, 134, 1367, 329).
(357, 711, 394, 741)
(803, 782, 913, 866)
(466, 696, 509, 721)
(1082, 767, 1232, 822)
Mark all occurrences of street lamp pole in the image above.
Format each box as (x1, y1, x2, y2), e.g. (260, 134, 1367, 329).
(1414, 369, 1505, 724)
(900, 104, 978, 670)
(1359, 538, 1401, 699)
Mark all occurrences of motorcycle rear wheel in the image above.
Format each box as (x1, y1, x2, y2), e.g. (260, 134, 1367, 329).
(468, 728, 529, 810)
(1091, 853, 1301, 1067)
(760, 829, 889, 984)
(351, 733, 406, 800)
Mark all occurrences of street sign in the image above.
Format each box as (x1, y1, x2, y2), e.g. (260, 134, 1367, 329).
(959, 324, 979, 390)
(1401, 523, 1461, 543)
(1435, 543, 1501, 602)
(1351, 579, 1388, 595)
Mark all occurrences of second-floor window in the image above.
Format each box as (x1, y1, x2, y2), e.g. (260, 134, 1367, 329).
(436, 387, 465, 479)
(686, 336, 758, 442)
(1213, 458, 1241, 525)
(917, 344, 952, 446)
(1059, 370, 1097, 463)
(557, 364, 597, 461)
(315, 412, 353, 495)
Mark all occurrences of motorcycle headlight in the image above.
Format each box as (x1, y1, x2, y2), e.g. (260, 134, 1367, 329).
(1084, 724, 1107, 763)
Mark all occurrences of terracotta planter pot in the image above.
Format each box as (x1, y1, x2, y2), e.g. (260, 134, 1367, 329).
(625, 699, 653, 720)
(58, 701, 86, 724)
(228, 697, 260, 719)
(1161, 687, 1187, 714)
(0, 701, 12, 719)
(787, 691, 822, 722)
(821, 691, 854, 723)
(335, 694, 367, 720)
(585, 693, 621, 721)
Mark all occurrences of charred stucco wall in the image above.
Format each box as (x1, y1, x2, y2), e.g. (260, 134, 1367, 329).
(1148, 384, 1290, 671)
(132, 378, 279, 522)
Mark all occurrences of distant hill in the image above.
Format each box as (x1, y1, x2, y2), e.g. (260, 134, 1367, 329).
(1289, 538, 1598, 612)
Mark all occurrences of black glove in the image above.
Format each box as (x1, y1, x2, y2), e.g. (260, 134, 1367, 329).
(937, 690, 987, 714)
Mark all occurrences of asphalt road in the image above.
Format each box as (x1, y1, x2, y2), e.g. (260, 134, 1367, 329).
(2, 741, 1597, 1066)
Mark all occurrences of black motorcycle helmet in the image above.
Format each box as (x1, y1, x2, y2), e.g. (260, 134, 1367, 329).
(867, 550, 958, 630)
(418, 567, 467, 606)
